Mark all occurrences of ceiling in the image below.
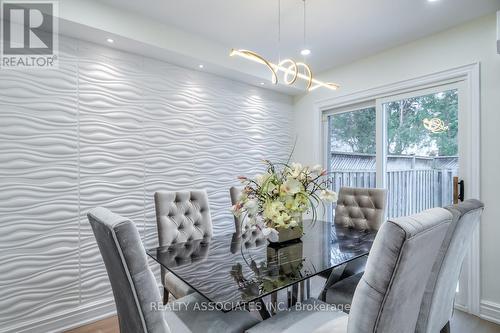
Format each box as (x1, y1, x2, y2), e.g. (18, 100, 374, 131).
(96, 0, 500, 72)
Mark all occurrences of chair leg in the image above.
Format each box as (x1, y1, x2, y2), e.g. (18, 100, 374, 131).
(163, 288, 169, 305)
(319, 264, 348, 301)
(256, 298, 271, 320)
(440, 321, 450, 333)
(271, 291, 278, 315)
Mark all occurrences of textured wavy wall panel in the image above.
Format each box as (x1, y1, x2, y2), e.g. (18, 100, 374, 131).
(0, 38, 293, 332)
(143, 60, 198, 254)
(142, 59, 293, 247)
(78, 44, 146, 306)
(0, 39, 79, 331)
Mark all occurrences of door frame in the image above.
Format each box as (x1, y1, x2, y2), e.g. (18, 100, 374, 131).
(317, 63, 481, 314)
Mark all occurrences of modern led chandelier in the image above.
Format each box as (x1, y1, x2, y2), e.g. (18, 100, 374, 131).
(230, 0, 340, 92)
(423, 118, 449, 133)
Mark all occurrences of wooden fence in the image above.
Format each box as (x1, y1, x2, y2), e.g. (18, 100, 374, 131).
(330, 153, 458, 218)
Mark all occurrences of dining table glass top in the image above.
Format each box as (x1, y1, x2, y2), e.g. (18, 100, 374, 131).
(147, 220, 376, 311)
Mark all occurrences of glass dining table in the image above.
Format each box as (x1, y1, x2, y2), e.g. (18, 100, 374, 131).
(147, 219, 376, 318)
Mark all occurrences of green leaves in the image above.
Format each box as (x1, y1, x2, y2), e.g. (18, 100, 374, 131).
(329, 90, 458, 157)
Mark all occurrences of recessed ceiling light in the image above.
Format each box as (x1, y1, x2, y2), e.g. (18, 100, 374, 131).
(198, 64, 204, 69)
(427, 0, 439, 2)
(260, 82, 265, 85)
(300, 49, 311, 56)
(106, 38, 114, 43)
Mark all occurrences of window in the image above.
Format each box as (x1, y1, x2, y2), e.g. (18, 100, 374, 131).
(326, 87, 459, 220)
(328, 107, 376, 192)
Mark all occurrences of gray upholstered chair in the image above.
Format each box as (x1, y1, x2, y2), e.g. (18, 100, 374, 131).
(88, 207, 259, 333)
(416, 199, 484, 333)
(320, 187, 387, 306)
(246, 207, 452, 333)
(334, 187, 387, 231)
(154, 190, 213, 302)
(229, 186, 267, 254)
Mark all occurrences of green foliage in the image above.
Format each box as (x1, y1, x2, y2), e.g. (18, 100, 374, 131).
(386, 89, 458, 156)
(330, 90, 458, 157)
(330, 107, 376, 154)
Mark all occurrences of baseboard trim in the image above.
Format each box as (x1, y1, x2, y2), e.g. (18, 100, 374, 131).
(454, 303, 468, 313)
(480, 300, 500, 325)
(1, 299, 116, 333)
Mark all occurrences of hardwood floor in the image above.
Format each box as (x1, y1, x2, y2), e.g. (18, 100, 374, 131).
(65, 316, 118, 333)
(66, 309, 500, 333)
(451, 310, 500, 333)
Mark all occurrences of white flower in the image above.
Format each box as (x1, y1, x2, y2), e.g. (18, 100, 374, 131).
(262, 227, 279, 242)
(244, 199, 259, 215)
(281, 178, 302, 195)
(319, 189, 338, 202)
(289, 162, 303, 178)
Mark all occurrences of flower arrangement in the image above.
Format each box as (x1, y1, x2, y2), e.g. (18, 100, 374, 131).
(232, 160, 337, 242)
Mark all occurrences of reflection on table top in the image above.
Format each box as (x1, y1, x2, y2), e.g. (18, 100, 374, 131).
(147, 220, 376, 311)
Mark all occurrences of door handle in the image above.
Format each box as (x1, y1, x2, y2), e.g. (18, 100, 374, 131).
(458, 180, 465, 202)
(453, 177, 465, 204)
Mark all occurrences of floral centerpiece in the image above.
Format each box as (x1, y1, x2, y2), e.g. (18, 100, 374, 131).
(232, 160, 337, 243)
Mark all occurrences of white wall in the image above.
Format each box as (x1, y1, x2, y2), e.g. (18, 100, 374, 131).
(294, 13, 500, 317)
(496, 11, 500, 53)
(0, 37, 293, 333)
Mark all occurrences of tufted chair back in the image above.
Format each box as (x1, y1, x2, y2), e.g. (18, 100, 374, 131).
(155, 190, 213, 300)
(334, 187, 387, 231)
(154, 190, 213, 246)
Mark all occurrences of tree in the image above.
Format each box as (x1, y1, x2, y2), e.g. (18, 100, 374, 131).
(426, 90, 458, 156)
(330, 90, 458, 157)
(386, 89, 458, 156)
(330, 107, 376, 154)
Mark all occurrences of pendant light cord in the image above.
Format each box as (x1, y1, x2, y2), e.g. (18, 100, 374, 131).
(303, 0, 306, 47)
(278, 0, 281, 62)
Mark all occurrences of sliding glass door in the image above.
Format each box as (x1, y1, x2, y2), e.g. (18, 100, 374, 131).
(381, 88, 459, 218)
(327, 84, 462, 217)
(326, 81, 472, 308)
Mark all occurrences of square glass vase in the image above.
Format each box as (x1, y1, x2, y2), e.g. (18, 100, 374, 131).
(267, 216, 304, 244)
